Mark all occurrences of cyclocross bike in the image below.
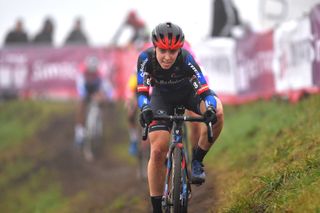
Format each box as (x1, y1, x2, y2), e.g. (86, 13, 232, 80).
(143, 106, 214, 213)
(83, 100, 104, 161)
(138, 119, 188, 182)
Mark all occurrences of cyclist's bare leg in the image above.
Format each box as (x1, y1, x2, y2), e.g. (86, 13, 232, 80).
(148, 130, 170, 196)
(191, 97, 224, 183)
(91, 91, 106, 106)
(186, 110, 201, 152)
(76, 99, 86, 126)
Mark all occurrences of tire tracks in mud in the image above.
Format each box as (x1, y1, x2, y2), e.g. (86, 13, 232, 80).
(34, 104, 218, 213)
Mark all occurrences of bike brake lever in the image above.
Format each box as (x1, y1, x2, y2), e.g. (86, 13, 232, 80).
(207, 122, 214, 143)
(142, 124, 149, 140)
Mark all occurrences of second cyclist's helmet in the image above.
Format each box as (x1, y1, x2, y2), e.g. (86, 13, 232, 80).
(152, 22, 184, 50)
(84, 56, 99, 73)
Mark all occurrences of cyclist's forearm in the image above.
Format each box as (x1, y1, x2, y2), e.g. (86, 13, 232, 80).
(137, 93, 150, 109)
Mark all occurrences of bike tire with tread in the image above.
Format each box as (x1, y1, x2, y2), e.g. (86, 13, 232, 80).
(172, 147, 182, 213)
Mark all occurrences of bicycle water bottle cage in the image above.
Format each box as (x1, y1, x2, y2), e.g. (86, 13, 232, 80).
(175, 105, 185, 115)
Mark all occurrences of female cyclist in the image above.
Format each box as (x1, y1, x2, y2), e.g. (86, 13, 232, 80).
(136, 22, 224, 213)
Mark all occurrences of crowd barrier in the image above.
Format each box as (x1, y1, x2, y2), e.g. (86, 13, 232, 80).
(194, 4, 320, 104)
(1, 4, 320, 104)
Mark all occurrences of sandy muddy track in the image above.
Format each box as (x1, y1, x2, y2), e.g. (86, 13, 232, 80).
(33, 104, 218, 212)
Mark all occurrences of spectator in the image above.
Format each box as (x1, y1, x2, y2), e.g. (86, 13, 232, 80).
(4, 19, 29, 46)
(111, 10, 149, 49)
(64, 17, 89, 46)
(33, 17, 54, 46)
(211, 0, 242, 37)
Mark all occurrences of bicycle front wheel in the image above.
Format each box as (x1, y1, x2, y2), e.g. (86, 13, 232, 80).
(172, 147, 182, 213)
(84, 102, 103, 161)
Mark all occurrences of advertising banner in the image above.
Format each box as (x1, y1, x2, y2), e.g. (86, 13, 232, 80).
(235, 30, 275, 100)
(0, 46, 114, 99)
(273, 17, 314, 94)
(310, 4, 320, 87)
(194, 38, 238, 96)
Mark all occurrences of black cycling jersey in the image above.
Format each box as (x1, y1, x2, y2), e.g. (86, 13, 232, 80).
(136, 47, 216, 110)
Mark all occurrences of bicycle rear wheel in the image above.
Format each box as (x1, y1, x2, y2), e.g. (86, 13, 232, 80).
(182, 123, 191, 166)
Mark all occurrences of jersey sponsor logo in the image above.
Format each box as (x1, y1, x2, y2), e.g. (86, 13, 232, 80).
(154, 78, 185, 85)
(193, 81, 199, 89)
(139, 57, 148, 74)
(187, 62, 201, 78)
(156, 110, 167, 115)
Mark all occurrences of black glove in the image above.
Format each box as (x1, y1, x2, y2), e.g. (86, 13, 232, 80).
(139, 105, 153, 127)
(204, 106, 217, 124)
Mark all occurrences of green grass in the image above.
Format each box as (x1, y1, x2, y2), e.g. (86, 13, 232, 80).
(0, 168, 67, 213)
(0, 100, 74, 150)
(1, 95, 320, 212)
(206, 95, 320, 212)
(0, 100, 74, 213)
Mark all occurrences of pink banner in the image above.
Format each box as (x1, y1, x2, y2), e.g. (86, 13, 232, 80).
(310, 4, 320, 87)
(0, 46, 115, 99)
(235, 30, 275, 100)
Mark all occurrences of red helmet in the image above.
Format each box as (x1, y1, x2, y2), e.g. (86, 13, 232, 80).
(152, 22, 184, 50)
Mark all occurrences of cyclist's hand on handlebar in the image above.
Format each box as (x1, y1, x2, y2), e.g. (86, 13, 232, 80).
(139, 105, 153, 127)
(204, 106, 217, 124)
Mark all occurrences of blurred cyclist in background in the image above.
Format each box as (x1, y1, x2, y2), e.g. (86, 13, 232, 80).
(74, 56, 113, 146)
(136, 22, 224, 212)
(125, 73, 140, 155)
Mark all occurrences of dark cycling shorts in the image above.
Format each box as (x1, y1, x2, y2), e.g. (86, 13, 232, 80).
(82, 79, 102, 102)
(148, 87, 205, 133)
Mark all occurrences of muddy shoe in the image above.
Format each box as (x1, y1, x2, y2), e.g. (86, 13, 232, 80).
(191, 160, 205, 184)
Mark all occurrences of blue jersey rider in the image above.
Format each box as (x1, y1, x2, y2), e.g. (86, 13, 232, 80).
(136, 22, 224, 213)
